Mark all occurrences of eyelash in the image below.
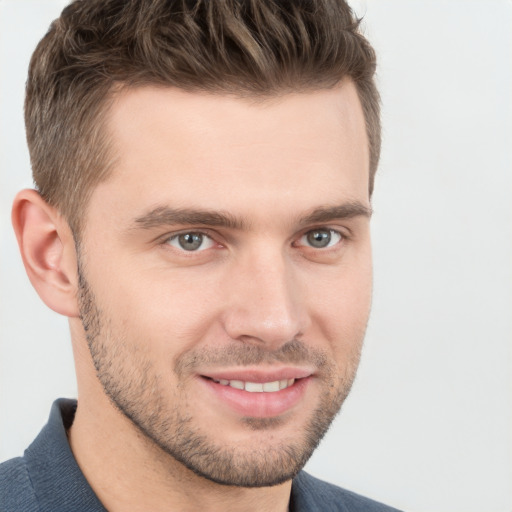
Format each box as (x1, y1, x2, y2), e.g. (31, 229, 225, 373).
(162, 227, 347, 254)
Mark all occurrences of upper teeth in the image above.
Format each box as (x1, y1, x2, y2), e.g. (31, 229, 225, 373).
(212, 378, 295, 392)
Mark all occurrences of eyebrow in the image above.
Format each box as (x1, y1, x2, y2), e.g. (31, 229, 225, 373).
(299, 202, 373, 225)
(132, 201, 372, 231)
(133, 206, 247, 230)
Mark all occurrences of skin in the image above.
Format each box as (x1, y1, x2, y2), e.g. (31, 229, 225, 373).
(12, 80, 372, 512)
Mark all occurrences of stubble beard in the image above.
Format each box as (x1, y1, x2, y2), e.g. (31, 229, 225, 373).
(77, 265, 363, 488)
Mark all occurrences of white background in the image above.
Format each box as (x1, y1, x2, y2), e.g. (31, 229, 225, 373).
(1, 1, 511, 511)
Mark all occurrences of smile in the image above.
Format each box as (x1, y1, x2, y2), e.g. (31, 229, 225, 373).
(211, 378, 296, 392)
(202, 374, 310, 418)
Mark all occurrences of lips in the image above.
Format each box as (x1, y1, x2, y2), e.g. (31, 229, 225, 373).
(199, 368, 313, 418)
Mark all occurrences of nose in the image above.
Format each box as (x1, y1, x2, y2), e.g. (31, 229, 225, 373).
(221, 250, 309, 348)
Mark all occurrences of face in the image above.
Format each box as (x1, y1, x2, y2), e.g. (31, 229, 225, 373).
(76, 82, 372, 487)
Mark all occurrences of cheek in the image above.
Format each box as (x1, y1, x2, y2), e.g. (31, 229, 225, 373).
(95, 266, 225, 358)
(308, 256, 372, 353)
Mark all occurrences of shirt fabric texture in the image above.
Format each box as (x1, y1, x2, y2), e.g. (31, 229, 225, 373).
(0, 399, 401, 511)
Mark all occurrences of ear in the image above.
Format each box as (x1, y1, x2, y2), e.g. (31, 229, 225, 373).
(11, 189, 80, 317)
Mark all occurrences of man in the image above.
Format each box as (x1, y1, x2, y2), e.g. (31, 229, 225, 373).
(0, 0, 401, 510)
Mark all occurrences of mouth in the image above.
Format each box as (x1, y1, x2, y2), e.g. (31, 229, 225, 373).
(198, 369, 312, 418)
(206, 377, 296, 393)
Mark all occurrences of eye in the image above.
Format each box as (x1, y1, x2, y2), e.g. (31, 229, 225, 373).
(166, 232, 215, 252)
(298, 228, 343, 249)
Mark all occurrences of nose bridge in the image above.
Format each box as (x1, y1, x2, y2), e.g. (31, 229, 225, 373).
(223, 246, 307, 346)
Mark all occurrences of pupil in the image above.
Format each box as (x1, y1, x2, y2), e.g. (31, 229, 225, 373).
(179, 233, 202, 251)
(307, 230, 330, 248)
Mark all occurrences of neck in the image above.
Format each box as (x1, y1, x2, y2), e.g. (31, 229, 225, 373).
(68, 392, 292, 512)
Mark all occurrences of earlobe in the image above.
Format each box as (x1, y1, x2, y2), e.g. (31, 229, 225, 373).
(11, 189, 80, 318)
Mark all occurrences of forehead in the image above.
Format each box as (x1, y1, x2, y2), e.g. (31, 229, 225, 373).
(89, 83, 370, 228)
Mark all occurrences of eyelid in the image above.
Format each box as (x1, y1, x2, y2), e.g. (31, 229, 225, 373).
(159, 227, 215, 241)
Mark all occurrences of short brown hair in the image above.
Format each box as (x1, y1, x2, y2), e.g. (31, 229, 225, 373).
(25, 0, 380, 234)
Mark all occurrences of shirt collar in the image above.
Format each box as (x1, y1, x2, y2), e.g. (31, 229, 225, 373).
(24, 398, 107, 512)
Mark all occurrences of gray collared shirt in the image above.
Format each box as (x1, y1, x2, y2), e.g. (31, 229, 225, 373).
(0, 399, 401, 512)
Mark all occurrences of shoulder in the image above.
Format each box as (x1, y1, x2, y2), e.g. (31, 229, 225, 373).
(291, 471, 403, 512)
(0, 456, 39, 512)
